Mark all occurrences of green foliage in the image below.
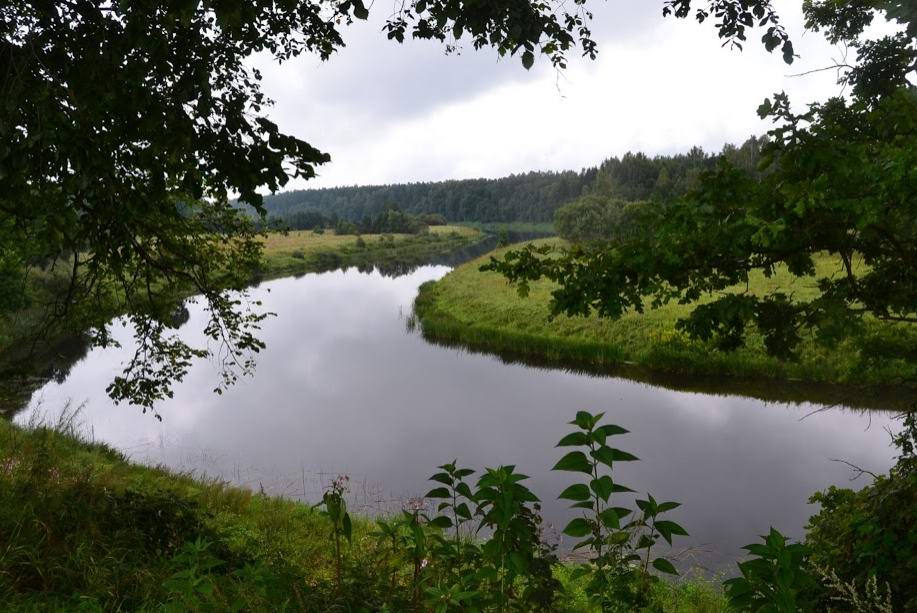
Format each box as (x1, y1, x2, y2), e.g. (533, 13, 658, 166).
(805, 411, 917, 611)
(487, 3, 916, 367)
(414, 461, 561, 611)
(161, 538, 226, 611)
(554, 195, 652, 244)
(416, 242, 917, 397)
(315, 475, 353, 592)
(724, 528, 820, 612)
(9, 403, 917, 612)
(0, 0, 837, 410)
(0, 0, 607, 409)
(553, 411, 686, 611)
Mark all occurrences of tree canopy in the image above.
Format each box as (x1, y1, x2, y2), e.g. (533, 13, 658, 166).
(1, 0, 824, 408)
(488, 1, 916, 365)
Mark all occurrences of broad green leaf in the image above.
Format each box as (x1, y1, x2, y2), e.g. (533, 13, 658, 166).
(455, 482, 473, 499)
(556, 432, 589, 447)
(425, 487, 451, 498)
(430, 516, 453, 529)
(652, 558, 678, 575)
(590, 475, 614, 502)
(429, 472, 452, 486)
(552, 451, 593, 474)
(655, 520, 689, 544)
(572, 411, 602, 430)
(598, 508, 620, 529)
(559, 483, 591, 501)
(455, 502, 472, 520)
(596, 424, 629, 437)
(563, 517, 592, 538)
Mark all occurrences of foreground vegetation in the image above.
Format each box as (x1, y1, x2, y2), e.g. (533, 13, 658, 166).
(3, 407, 914, 611)
(415, 240, 917, 393)
(0, 413, 728, 611)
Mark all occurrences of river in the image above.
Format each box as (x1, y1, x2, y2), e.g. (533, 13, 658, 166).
(14, 260, 899, 573)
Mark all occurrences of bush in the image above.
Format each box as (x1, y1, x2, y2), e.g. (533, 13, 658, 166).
(290, 249, 305, 260)
(554, 194, 653, 244)
(420, 213, 448, 226)
(805, 412, 917, 611)
(355, 236, 366, 249)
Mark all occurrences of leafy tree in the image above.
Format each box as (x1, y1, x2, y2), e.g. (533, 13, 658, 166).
(0, 0, 602, 409)
(1, 0, 810, 408)
(487, 2, 916, 364)
(554, 195, 653, 243)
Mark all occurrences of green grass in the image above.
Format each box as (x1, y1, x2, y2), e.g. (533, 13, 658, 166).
(0, 416, 730, 611)
(456, 220, 556, 235)
(257, 225, 482, 280)
(414, 239, 917, 400)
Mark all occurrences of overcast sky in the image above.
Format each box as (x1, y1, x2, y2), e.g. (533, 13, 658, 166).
(252, 0, 876, 190)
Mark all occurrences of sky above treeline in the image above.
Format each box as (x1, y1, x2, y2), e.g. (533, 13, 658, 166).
(252, 0, 894, 190)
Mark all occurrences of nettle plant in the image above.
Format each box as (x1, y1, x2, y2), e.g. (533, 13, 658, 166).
(423, 462, 561, 611)
(315, 475, 352, 592)
(317, 412, 685, 611)
(554, 411, 687, 610)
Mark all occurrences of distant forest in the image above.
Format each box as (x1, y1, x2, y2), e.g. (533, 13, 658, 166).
(258, 136, 766, 228)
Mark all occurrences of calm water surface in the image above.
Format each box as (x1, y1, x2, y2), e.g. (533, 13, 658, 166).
(17, 265, 898, 571)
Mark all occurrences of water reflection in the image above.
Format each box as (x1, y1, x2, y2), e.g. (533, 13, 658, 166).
(18, 266, 898, 572)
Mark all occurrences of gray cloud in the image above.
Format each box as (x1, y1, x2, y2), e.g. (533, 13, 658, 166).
(251, 0, 871, 189)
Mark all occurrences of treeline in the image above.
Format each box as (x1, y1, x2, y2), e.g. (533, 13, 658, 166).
(258, 136, 766, 229)
(556, 136, 766, 242)
(262, 204, 446, 235)
(260, 171, 596, 225)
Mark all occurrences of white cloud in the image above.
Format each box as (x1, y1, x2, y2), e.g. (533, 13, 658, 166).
(252, 0, 875, 189)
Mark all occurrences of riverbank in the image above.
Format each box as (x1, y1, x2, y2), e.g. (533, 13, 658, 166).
(414, 240, 917, 407)
(0, 226, 484, 416)
(0, 417, 728, 611)
(257, 224, 483, 279)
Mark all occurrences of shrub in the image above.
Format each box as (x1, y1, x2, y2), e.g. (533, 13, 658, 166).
(290, 249, 305, 260)
(805, 412, 917, 611)
(724, 528, 820, 612)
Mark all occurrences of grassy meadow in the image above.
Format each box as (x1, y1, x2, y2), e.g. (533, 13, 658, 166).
(415, 239, 917, 391)
(257, 225, 481, 279)
(0, 416, 729, 611)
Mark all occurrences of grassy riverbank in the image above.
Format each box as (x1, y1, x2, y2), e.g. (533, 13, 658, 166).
(257, 224, 482, 279)
(0, 417, 729, 611)
(414, 239, 917, 397)
(456, 221, 556, 235)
